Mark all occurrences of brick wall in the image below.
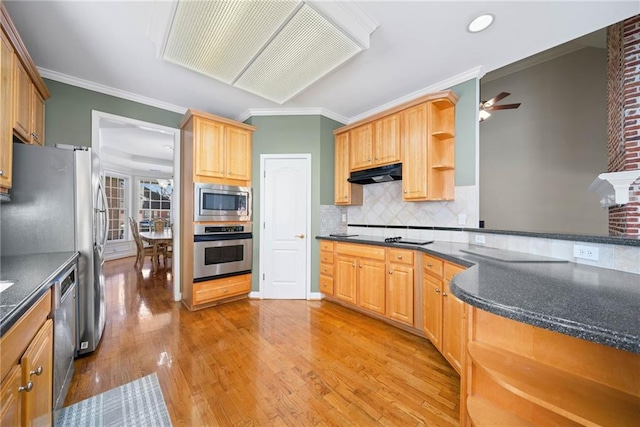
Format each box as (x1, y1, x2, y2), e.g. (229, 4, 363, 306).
(607, 16, 640, 238)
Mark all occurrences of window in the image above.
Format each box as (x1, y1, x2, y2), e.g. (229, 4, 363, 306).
(104, 174, 128, 241)
(138, 179, 172, 232)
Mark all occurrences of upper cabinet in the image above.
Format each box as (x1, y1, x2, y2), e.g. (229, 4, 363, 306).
(348, 114, 401, 172)
(0, 3, 50, 198)
(334, 132, 362, 206)
(333, 90, 457, 205)
(181, 109, 255, 186)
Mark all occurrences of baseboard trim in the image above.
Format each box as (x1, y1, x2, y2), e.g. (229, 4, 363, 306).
(248, 291, 262, 299)
(308, 292, 323, 300)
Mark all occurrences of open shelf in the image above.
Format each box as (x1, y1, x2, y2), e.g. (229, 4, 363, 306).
(431, 130, 454, 140)
(467, 395, 534, 427)
(467, 341, 640, 426)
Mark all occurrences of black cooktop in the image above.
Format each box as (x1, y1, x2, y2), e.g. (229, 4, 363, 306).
(384, 236, 433, 245)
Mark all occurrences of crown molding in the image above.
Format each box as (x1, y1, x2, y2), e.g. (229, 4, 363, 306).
(347, 66, 485, 124)
(236, 107, 348, 125)
(38, 67, 188, 115)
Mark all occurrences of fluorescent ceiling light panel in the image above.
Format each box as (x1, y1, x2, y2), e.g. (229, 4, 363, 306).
(161, 0, 372, 103)
(235, 4, 362, 103)
(163, 0, 300, 84)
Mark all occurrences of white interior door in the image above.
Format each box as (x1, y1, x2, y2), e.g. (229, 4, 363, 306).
(260, 155, 310, 299)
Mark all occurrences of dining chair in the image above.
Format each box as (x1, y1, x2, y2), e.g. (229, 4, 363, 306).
(129, 217, 157, 269)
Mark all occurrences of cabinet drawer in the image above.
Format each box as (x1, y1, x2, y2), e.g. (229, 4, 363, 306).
(336, 243, 385, 261)
(388, 248, 414, 265)
(422, 254, 444, 278)
(320, 250, 334, 264)
(320, 240, 334, 252)
(444, 263, 465, 282)
(193, 274, 251, 305)
(320, 263, 334, 276)
(319, 275, 334, 295)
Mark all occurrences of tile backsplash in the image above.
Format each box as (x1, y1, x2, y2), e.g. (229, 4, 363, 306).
(346, 182, 479, 228)
(319, 205, 347, 236)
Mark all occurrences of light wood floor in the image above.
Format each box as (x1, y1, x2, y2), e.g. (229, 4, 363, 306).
(65, 257, 460, 426)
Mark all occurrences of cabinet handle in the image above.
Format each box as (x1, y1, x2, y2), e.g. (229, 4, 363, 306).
(427, 262, 433, 267)
(30, 366, 43, 377)
(352, 263, 355, 267)
(18, 381, 33, 393)
(223, 289, 228, 294)
(0, 170, 3, 176)
(344, 195, 348, 199)
(403, 190, 407, 194)
(435, 288, 440, 293)
(388, 270, 393, 274)
(359, 264, 363, 268)
(367, 158, 371, 161)
(442, 292, 448, 297)
(397, 255, 402, 259)
(375, 157, 378, 160)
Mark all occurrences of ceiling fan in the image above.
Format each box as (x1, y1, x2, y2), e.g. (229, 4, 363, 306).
(479, 92, 521, 121)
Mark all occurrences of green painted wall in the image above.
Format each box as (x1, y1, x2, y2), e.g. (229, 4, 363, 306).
(449, 78, 477, 186)
(246, 115, 343, 293)
(43, 79, 182, 147)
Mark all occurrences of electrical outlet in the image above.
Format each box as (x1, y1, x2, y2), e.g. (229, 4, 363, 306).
(573, 244, 599, 261)
(341, 213, 347, 223)
(458, 214, 467, 225)
(475, 235, 486, 245)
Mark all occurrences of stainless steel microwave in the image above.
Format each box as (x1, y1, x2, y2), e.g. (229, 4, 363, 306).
(194, 183, 252, 222)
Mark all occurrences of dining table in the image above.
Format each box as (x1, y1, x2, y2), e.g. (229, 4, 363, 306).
(139, 229, 173, 272)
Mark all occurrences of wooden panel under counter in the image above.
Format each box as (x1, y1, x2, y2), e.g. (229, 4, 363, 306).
(192, 274, 252, 307)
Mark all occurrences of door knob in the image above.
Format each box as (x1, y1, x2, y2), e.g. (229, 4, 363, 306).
(295, 233, 305, 239)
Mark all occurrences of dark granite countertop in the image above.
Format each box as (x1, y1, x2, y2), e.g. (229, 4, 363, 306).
(317, 235, 640, 354)
(0, 252, 79, 336)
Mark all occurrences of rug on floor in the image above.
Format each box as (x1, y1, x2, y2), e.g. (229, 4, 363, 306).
(56, 372, 172, 427)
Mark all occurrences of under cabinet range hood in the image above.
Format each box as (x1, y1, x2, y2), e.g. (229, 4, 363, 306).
(348, 163, 402, 185)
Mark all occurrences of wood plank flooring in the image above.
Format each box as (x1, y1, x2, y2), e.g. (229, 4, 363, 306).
(65, 257, 460, 426)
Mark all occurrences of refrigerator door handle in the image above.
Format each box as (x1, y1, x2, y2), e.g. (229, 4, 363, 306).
(94, 179, 109, 255)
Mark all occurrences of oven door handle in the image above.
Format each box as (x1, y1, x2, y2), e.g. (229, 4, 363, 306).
(194, 233, 253, 242)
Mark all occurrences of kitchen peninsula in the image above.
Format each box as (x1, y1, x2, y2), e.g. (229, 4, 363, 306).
(316, 234, 640, 425)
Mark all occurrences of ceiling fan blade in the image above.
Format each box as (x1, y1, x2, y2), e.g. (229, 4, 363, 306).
(483, 92, 510, 107)
(486, 103, 521, 111)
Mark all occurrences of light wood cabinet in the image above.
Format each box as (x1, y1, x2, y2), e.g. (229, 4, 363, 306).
(335, 243, 386, 313)
(348, 123, 373, 171)
(357, 258, 386, 314)
(0, 291, 53, 427)
(335, 254, 358, 304)
(0, 28, 13, 194)
(193, 115, 252, 184)
(386, 248, 414, 325)
(319, 240, 335, 295)
(30, 87, 44, 146)
(349, 115, 401, 172)
(464, 305, 640, 427)
(12, 58, 30, 142)
(401, 103, 428, 200)
(334, 132, 362, 206)
(192, 273, 252, 306)
(422, 254, 465, 373)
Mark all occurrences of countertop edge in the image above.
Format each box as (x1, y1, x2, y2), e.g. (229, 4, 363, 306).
(317, 236, 639, 354)
(0, 252, 79, 336)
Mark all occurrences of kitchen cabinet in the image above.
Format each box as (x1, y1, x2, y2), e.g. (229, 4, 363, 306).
(465, 305, 640, 427)
(192, 114, 252, 184)
(422, 254, 465, 373)
(30, 88, 45, 146)
(386, 248, 414, 326)
(334, 132, 362, 206)
(348, 114, 401, 172)
(192, 273, 252, 306)
(12, 58, 30, 142)
(0, 290, 53, 427)
(402, 96, 456, 201)
(0, 28, 13, 194)
(319, 240, 335, 295)
(334, 243, 386, 314)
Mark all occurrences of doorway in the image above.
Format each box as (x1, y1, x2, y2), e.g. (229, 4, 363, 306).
(259, 155, 311, 299)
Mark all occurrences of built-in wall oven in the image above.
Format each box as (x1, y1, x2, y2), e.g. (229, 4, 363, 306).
(194, 183, 251, 222)
(193, 224, 252, 282)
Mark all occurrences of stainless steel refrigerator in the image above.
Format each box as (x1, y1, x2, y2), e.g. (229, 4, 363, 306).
(0, 143, 107, 356)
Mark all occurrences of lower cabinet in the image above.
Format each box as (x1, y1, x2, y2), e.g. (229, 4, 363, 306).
(192, 273, 251, 306)
(387, 248, 414, 325)
(319, 241, 335, 295)
(0, 291, 53, 427)
(334, 243, 386, 314)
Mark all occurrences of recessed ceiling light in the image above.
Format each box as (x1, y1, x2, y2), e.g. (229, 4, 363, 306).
(468, 14, 494, 33)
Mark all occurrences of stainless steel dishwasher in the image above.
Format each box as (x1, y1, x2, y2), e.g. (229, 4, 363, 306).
(52, 263, 77, 415)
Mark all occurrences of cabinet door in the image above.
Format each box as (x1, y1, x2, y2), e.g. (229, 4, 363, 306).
(195, 118, 225, 179)
(334, 133, 350, 204)
(442, 264, 465, 373)
(387, 264, 414, 325)
(226, 126, 251, 181)
(21, 319, 52, 426)
(30, 88, 44, 146)
(13, 59, 31, 143)
(335, 255, 357, 304)
(374, 113, 401, 166)
(0, 29, 14, 190)
(0, 366, 21, 427)
(422, 273, 442, 351)
(349, 124, 373, 171)
(357, 258, 386, 314)
(401, 103, 428, 200)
